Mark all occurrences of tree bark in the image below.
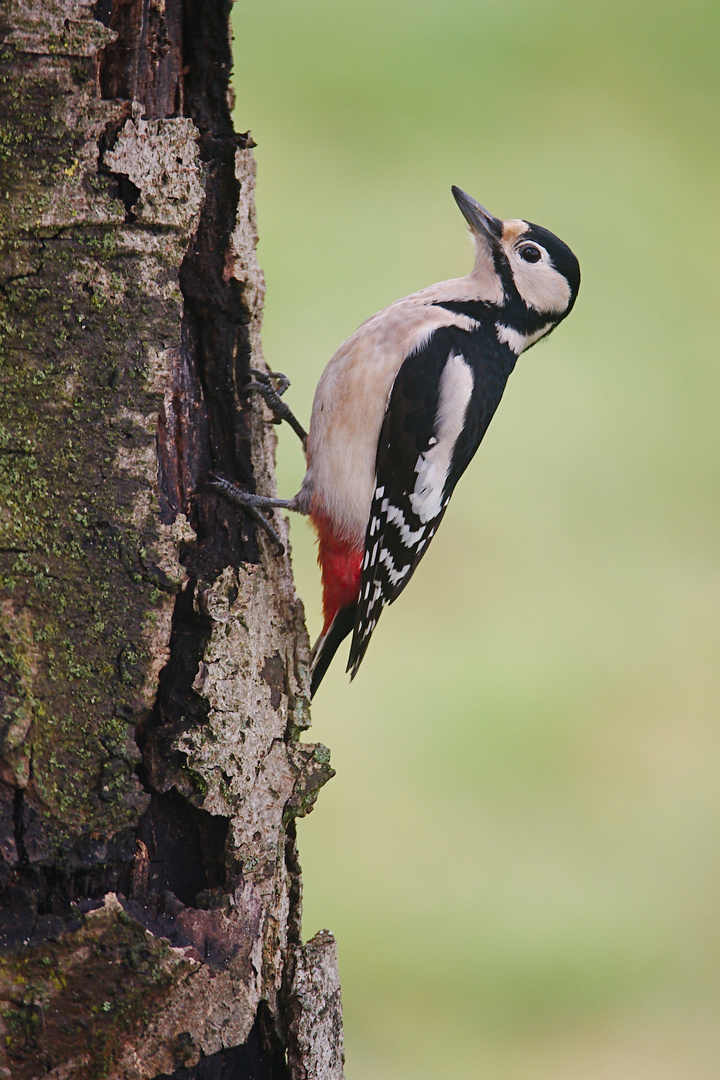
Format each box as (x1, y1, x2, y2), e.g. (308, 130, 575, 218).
(0, 2, 342, 1077)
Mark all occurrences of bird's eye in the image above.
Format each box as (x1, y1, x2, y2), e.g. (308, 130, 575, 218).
(518, 243, 542, 263)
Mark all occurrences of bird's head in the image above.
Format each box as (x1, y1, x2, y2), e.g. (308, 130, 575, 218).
(452, 185, 580, 336)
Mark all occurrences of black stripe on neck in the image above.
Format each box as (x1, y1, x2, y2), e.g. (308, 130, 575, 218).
(431, 299, 496, 322)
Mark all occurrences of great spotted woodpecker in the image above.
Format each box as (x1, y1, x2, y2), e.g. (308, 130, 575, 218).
(211, 187, 580, 696)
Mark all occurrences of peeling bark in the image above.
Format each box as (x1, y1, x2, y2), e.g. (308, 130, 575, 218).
(0, 1, 342, 1076)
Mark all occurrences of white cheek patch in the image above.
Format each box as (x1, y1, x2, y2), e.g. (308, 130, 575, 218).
(511, 257, 571, 315)
(409, 352, 474, 523)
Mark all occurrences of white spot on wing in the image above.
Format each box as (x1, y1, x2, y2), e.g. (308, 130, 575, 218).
(385, 503, 426, 546)
(379, 548, 410, 586)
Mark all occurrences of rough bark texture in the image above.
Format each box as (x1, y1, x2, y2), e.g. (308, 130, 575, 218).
(0, 1, 343, 1077)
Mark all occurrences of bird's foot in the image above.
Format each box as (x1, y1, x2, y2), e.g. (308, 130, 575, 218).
(245, 368, 308, 448)
(207, 473, 287, 556)
(246, 368, 291, 398)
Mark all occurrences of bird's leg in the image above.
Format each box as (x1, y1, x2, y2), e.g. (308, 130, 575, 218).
(245, 369, 308, 449)
(207, 473, 303, 556)
(210, 370, 307, 556)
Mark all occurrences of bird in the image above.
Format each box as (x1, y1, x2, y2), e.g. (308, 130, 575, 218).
(210, 186, 580, 697)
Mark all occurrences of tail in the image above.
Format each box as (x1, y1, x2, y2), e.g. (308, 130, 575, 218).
(309, 510, 363, 697)
(310, 605, 357, 697)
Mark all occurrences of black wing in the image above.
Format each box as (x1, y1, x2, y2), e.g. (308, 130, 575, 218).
(346, 323, 513, 679)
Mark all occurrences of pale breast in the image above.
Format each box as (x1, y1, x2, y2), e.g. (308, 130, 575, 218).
(302, 286, 481, 546)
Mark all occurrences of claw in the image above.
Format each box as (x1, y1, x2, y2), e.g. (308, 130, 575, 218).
(243, 369, 308, 448)
(246, 368, 290, 397)
(244, 504, 286, 556)
(206, 474, 286, 556)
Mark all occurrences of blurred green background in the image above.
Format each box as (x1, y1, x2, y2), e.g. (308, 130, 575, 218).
(231, 1, 720, 1076)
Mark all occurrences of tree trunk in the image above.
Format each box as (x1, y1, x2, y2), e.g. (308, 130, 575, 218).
(0, 2, 342, 1077)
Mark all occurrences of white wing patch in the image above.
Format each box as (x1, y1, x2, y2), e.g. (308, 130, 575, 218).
(409, 352, 474, 523)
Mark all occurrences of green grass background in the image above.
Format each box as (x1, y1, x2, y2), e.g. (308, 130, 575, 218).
(231, 2, 720, 1076)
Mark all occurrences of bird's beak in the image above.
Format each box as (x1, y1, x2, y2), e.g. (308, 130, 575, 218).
(452, 186, 503, 245)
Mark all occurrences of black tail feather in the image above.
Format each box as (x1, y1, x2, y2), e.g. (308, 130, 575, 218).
(310, 604, 357, 698)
